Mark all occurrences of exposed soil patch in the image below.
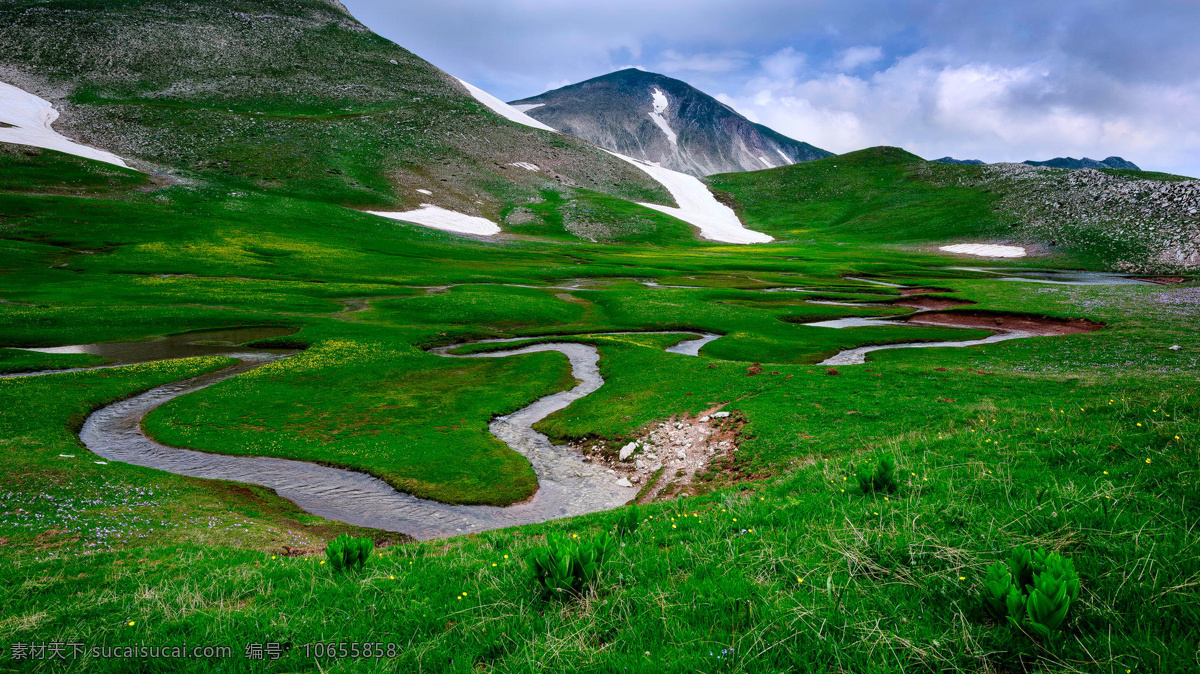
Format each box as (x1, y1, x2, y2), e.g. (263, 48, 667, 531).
(1140, 276, 1190, 285)
(907, 310, 1103, 335)
(893, 296, 975, 310)
(897, 287, 954, 296)
(569, 410, 744, 502)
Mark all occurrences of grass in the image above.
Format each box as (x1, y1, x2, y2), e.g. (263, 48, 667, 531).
(707, 147, 1009, 243)
(142, 324, 576, 506)
(2, 389, 1195, 672)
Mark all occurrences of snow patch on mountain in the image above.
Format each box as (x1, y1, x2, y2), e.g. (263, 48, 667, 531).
(510, 103, 544, 113)
(454, 78, 770, 244)
(605, 150, 772, 244)
(368, 204, 501, 236)
(758, 156, 773, 169)
(939, 244, 1026, 258)
(0, 80, 129, 167)
(647, 88, 677, 146)
(774, 148, 793, 165)
(455, 78, 557, 133)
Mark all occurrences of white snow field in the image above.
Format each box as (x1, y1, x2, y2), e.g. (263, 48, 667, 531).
(606, 151, 773, 244)
(0, 80, 128, 167)
(454, 77, 771, 244)
(455, 79, 558, 132)
(647, 88, 678, 146)
(774, 148, 793, 165)
(939, 244, 1027, 258)
(367, 205, 501, 236)
(510, 103, 544, 113)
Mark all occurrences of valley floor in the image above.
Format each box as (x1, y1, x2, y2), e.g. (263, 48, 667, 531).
(0, 150, 1197, 673)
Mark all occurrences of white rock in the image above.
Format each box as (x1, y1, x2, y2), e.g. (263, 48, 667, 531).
(635, 459, 646, 470)
(616, 477, 633, 488)
(698, 416, 710, 422)
(712, 411, 731, 418)
(630, 475, 641, 484)
(1168, 344, 1182, 350)
(619, 442, 638, 461)
(676, 450, 687, 460)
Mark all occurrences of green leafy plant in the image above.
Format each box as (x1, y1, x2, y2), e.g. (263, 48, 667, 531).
(855, 453, 899, 494)
(529, 531, 617, 598)
(616, 505, 640, 538)
(980, 546, 1080, 641)
(325, 534, 374, 572)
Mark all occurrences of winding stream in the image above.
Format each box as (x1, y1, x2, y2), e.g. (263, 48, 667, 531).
(3, 273, 1103, 537)
(8, 329, 716, 540)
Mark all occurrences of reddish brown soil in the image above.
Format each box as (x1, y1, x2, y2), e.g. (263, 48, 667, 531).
(897, 287, 954, 296)
(894, 296, 975, 310)
(907, 311, 1103, 335)
(1140, 276, 1190, 285)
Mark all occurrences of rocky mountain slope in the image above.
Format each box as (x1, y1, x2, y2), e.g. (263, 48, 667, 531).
(510, 69, 832, 177)
(710, 147, 1199, 272)
(956, 163, 1198, 270)
(0, 0, 668, 217)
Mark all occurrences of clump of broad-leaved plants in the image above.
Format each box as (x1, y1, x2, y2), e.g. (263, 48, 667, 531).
(982, 546, 1080, 641)
(529, 531, 617, 598)
(325, 534, 374, 572)
(856, 453, 899, 494)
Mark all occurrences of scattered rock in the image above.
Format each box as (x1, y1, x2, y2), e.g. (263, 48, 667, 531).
(616, 477, 633, 488)
(676, 449, 687, 460)
(1168, 344, 1182, 350)
(698, 415, 710, 422)
(619, 442, 638, 461)
(712, 411, 731, 419)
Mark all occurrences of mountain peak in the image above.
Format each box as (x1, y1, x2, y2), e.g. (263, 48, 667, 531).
(510, 69, 832, 176)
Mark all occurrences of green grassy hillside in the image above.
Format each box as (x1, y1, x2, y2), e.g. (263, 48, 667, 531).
(708, 147, 1007, 242)
(710, 147, 1200, 273)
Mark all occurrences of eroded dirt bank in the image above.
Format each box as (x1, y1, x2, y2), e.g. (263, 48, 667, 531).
(906, 310, 1103, 335)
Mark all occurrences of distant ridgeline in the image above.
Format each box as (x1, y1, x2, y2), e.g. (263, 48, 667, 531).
(934, 156, 1141, 170)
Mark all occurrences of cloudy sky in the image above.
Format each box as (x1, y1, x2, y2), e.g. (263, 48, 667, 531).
(342, 0, 1200, 177)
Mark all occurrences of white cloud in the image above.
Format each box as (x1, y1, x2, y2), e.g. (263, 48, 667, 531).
(725, 49, 1200, 176)
(760, 47, 805, 80)
(834, 45, 883, 71)
(657, 49, 750, 74)
(342, 0, 1200, 176)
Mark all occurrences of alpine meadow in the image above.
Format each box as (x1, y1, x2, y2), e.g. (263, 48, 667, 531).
(0, 1, 1197, 672)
